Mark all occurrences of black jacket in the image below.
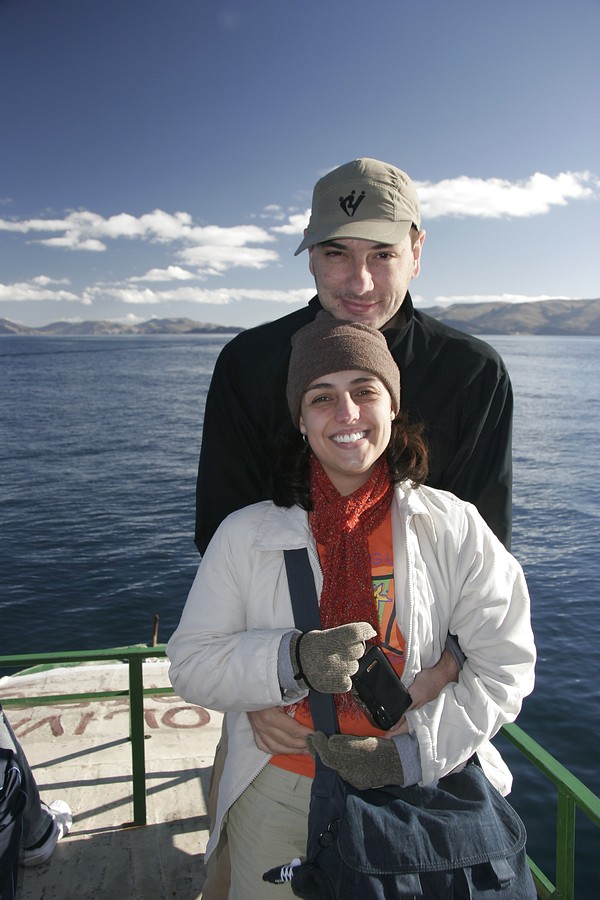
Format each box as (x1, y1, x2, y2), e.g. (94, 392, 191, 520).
(195, 294, 513, 554)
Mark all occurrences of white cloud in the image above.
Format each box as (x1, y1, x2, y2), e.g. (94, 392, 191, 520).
(184, 224, 274, 246)
(271, 210, 311, 236)
(0, 210, 274, 263)
(416, 171, 597, 219)
(38, 235, 107, 252)
(85, 285, 314, 306)
(0, 278, 80, 302)
(260, 204, 287, 221)
(128, 266, 197, 283)
(31, 275, 71, 286)
(0, 216, 70, 234)
(178, 244, 278, 272)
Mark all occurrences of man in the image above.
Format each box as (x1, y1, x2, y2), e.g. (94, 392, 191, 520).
(194, 158, 513, 897)
(196, 158, 512, 557)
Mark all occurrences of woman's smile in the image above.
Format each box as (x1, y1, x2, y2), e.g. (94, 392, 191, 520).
(331, 430, 368, 444)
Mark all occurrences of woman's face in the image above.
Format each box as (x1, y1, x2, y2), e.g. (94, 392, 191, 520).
(299, 370, 394, 496)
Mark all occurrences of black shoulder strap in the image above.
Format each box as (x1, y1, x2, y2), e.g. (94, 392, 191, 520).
(283, 548, 339, 736)
(283, 548, 322, 632)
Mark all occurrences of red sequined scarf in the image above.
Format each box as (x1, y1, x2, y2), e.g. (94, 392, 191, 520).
(308, 454, 394, 717)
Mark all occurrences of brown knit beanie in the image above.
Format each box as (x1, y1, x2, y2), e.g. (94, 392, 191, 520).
(286, 311, 401, 425)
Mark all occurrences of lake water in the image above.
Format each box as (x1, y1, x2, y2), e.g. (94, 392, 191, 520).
(1, 332, 599, 895)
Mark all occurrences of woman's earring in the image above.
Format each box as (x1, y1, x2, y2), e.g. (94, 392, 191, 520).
(302, 433, 309, 444)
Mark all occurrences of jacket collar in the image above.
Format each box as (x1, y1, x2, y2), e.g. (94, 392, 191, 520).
(310, 292, 415, 352)
(252, 481, 432, 552)
(392, 480, 432, 519)
(253, 503, 312, 552)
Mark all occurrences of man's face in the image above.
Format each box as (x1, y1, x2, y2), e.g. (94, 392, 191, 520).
(308, 233, 425, 330)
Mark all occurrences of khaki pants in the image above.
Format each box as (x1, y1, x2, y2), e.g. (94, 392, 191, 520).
(202, 728, 231, 900)
(202, 721, 310, 900)
(227, 764, 311, 900)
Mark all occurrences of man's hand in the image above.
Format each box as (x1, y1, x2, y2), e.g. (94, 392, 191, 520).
(407, 646, 459, 709)
(248, 707, 314, 755)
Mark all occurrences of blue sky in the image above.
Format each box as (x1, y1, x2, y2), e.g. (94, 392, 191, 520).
(0, 0, 598, 328)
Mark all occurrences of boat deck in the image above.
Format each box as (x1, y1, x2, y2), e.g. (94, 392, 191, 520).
(0, 660, 222, 899)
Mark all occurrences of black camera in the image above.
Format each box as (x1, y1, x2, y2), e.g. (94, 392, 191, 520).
(351, 645, 412, 730)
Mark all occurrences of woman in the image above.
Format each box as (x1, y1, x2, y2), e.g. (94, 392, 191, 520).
(167, 312, 536, 899)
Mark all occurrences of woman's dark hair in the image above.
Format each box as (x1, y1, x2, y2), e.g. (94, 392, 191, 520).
(272, 412, 429, 510)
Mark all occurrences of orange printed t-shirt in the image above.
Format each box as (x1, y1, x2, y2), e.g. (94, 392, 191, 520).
(270, 509, 406, 777)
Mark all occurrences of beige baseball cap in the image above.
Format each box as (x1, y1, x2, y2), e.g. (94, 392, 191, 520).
(294, 158, 421, 256)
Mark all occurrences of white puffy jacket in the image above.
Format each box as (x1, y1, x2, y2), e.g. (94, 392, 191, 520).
(167, 482, 536, 859)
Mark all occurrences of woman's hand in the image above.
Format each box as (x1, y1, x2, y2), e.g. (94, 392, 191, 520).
(380, 717, 410, 738)
(248, 706, 314, 755)
(308, 733, 404, 789)
(290, 622, 376, 693)
(381, 646, 460, 739)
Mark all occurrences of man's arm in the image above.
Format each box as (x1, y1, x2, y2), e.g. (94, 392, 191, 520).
(195, 342, 275, 554)
(195, 305, 319, 555)
(400, 312, 514, 550)
(419, 356, 513, 549)
(442, 366, 513, 549)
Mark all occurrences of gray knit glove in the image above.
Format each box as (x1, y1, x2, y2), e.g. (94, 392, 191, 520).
(307, 732, 404, 790)
(290, 622, 376, 693)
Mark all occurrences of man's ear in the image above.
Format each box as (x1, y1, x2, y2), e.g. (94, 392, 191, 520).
(412, 229, 426, 278)
(306, 232, 315, 276)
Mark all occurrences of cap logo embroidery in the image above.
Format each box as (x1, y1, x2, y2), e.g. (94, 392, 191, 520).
(339, 189, 365, 218)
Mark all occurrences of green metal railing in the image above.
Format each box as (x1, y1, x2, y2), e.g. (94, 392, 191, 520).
(0, 646, 172, 828)
(500, 722, 600, 899)
(1, 646, 599, 899)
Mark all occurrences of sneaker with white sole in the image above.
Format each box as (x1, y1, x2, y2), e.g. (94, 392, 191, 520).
(19, 799, 72, 866)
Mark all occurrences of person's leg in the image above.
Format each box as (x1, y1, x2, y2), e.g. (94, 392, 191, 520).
(201, 724, 231, 899)
(0, 748, 25, 900)
(226, 765, 310, 900)
(20, 800, 72, 866)
(0, 708, 71, 866)
(202, 828, 231, 900)
(0, 710, 49, 847)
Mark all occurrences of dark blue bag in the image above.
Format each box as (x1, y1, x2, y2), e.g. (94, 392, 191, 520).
(283, 549, 536, 900)
(291, 762, 536, 899)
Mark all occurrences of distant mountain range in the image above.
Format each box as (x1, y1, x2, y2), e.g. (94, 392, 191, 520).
(0, 317, 244, 336)
(419, 297, 600, 336)
(1, 298, 599, 337)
